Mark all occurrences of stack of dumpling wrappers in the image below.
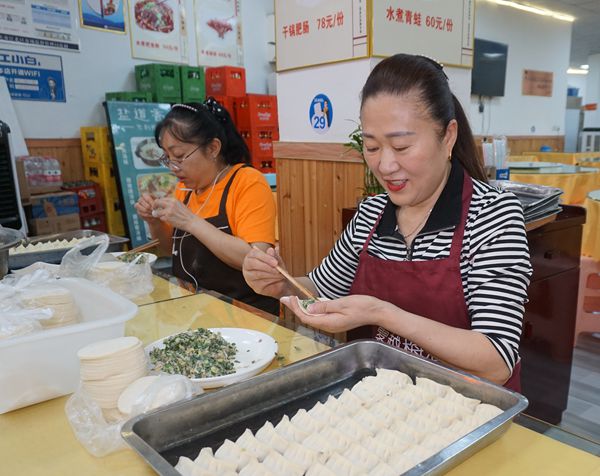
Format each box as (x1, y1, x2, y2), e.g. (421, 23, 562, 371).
(175, 368, 503, 476)
(77, 336, 147, 420)
(20, 284, 81, 328)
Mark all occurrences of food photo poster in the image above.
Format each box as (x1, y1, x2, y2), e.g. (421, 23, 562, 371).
(79, 0, 126, 33)
(128, 0, 188, 63)
(195, 0, 242, 66)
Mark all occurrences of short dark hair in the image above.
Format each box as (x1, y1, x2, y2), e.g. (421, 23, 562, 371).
(154, 98, 250, 165)
(361, 54, 486, 182)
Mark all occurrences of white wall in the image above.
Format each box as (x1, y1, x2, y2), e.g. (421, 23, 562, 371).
(277, 58, 472, 144)
(6, 0, 273, 139)
(583, 54, 600, 128)
(469, 2, 571, 137)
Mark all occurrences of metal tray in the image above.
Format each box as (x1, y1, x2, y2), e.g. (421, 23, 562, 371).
(8, 230, 129, 270)
(122, 340, 528, 476)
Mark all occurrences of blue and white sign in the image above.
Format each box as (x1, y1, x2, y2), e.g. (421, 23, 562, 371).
(0, 49, 65, 102)
(309, 93, 333, 134)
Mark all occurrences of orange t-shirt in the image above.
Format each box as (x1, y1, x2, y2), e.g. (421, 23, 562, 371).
(173, 164, 276, 245)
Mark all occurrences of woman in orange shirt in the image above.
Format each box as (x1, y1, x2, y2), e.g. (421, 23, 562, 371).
(134, 99, 278, 314)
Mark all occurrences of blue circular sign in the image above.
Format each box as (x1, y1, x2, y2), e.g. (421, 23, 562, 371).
(309, 93, 333, 134)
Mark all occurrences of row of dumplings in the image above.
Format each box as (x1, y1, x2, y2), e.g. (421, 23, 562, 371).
(175, 368, 503, 476)
(9, 237, 87, 254)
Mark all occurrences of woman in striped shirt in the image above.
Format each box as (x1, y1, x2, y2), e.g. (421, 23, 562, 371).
(243, 54, 532, 390)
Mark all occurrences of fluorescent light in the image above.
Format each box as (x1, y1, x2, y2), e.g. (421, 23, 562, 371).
(567, 68, 588, 75)
(487, 0, 575, 22)
(580, 64, 589, 70)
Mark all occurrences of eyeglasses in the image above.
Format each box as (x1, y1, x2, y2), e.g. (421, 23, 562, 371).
(159, 145, 201, 171)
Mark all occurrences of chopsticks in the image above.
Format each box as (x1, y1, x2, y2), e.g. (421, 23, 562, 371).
(251, 245, 317, 300)
(126, 238, 160, 254)
(275, 264, 318, 300)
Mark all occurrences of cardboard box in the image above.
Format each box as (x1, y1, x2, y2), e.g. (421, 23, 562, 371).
(31, 192, 79, 218)
(28, 214, 81, 236)
(15, 159, 62, 200)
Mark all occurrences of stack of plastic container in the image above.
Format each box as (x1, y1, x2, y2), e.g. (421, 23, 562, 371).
(135, 64, 182, 103)
(235, 94, 279, 173)
(205, 66, 280, 173)
(62, 181, 106, 232)
(79, 127, 126, 236)
(205, 66, 246, 128)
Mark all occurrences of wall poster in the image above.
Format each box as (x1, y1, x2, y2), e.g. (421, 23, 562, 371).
(105, 101, 177, 248)
(194, 0, 242, 67)
(0, 0, 80, 50)
(522, 69, 553, 97)
(79, 0, 126, 33)
(128, 0, 188, 63)
(372, 0, 474, 67)
(275, 0, 367, 72)
(0, 48, 65, 101)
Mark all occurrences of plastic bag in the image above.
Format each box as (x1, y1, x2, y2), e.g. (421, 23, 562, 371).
(87, 253, 154, 300)
(58, 235, 154, 300)
(59, 234, 109, 279)
(0, 269, 59, 339)
(65, 374, 201, 457)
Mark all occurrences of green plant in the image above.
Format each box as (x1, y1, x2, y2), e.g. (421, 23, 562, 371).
(345, 124, 386, 196)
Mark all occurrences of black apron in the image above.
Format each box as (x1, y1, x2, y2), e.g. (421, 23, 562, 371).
(172, 165, 279, 315)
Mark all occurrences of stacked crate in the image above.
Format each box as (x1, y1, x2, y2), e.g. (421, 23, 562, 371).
(180, 66, 205, 103)
(62, 181, 106, 232)
(135, 63, 182, 103)
(235, 94, 279, 173)
(205, 66, 246, 127)
(105, 91, 153, 102)
(80, 126, 126, 236)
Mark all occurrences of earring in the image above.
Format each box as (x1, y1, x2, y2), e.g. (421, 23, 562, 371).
(448, 155, 452, 161)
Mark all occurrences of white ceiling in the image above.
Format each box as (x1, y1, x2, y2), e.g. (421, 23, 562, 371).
(511, 0, 600, 67)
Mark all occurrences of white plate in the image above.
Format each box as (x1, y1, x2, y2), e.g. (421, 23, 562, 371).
(508, 161, 562, 169)
(145, 328, 278, 389)
(109, 251, 157, 265)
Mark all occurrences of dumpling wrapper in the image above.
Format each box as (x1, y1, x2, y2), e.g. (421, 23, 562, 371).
(78, 336, 141, 360)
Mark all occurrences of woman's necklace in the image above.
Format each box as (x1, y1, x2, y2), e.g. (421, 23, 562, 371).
(400, 207, 433, 239)
(189, 164, 231, 216)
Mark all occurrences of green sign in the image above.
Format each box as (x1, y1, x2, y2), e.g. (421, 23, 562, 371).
(105, 101, 176, 248)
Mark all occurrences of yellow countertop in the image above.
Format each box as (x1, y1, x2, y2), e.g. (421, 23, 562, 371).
(1, 279, 599, 475)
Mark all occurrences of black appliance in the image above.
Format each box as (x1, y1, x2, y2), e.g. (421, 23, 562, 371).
(0, 120, 23, 230)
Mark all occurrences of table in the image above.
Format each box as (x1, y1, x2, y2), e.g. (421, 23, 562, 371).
(521, 152, 600, 166)
(1, 276, 600, 475)
(510, 164, 600, 206)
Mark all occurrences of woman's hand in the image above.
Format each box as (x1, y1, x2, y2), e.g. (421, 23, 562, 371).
(242, 246, 290, 299)
(134, 193, 161, 223)
(151, 197, 198, 231)
(281, 294, 388, 333)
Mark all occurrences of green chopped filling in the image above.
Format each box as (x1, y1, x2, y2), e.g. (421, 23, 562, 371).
(149, 328, 237, 378)
(116, 252, 147, 264)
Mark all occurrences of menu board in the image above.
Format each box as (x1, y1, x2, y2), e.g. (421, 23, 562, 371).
(128, 0, 188, 63)
(372, 0, 474, 67)
(275, 0, 367, 72)
(0, 0, 80, 50)
(105, 101, 176, 248)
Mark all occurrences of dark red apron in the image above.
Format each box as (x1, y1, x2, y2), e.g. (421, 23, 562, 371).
(347, 173, 521, 392)
(172, 165, 279, 315)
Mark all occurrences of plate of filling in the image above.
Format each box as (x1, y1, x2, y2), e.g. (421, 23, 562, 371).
(109, 251, 157, 265)
(146, 328, 278, 389)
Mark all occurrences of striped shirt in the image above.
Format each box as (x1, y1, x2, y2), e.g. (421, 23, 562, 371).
(308, 162, 532, 372)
